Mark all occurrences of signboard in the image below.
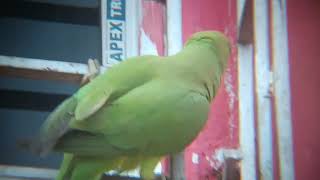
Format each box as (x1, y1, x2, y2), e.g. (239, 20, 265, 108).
(105, 0, 126, 65)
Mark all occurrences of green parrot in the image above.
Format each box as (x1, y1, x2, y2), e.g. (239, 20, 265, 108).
(29, 31, 230, 180)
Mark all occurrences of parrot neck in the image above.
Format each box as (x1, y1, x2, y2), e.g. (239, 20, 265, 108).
(172, 42, 227, 101)
(178, 42, 226, 69)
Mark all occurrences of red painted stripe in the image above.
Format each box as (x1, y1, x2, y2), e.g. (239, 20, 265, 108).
(287, 0, 320, 179)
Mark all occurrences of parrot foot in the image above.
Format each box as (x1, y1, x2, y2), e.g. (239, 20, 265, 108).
(80, 58, 100, 86)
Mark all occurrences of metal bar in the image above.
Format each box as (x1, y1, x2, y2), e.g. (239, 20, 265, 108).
(0, 165, 166, 180)
(0, 0, 99, 26)
(0, 55, 87, 83)
(270, 0, 295, 179)
(0, 165, 58, 179)
(166, 0, 184, 179)
(253, 0, 274, 179)
(238, 1, 257, 179)
(0, 55, 110, 83)
(238, 43, 257, 180)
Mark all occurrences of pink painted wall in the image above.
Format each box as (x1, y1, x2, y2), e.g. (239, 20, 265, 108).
(141, 1, 320, 179)
(287, 0, 320, 179)
(182, 1, 239, 179)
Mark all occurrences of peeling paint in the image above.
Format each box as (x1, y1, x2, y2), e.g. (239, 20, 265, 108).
(154, 162, 162, 174)
(205, 155, 216, 169)
(224, 68, 236, 110)
(140, 28, 159, 56)
(205, 149, 225, 170)
(192, 153, 199, 164)
(224, 68, 237, 141)
(205, 149, 242, 171)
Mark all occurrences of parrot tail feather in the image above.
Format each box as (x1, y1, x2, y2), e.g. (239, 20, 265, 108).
(21, 96, 78, 157)
(16, 139, 30, 149)
(54, 130, 124, 157)
(16, 137, 56, 157)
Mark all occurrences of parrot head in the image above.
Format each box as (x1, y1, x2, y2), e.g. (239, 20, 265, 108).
(184, 31, 231, 70)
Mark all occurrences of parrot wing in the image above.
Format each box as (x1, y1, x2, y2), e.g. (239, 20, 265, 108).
(28, 55, 158, 156)
(74, 55, 158, 121)
(55, 79, 209, 157)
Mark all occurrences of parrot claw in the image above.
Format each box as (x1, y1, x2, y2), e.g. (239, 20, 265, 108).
(80, 58, 100, 86)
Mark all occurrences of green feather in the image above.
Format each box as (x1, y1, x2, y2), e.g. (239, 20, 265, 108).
(31, 31, 230, 180)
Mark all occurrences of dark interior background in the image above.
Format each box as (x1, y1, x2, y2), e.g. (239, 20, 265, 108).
(0, 0, 101, 168)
